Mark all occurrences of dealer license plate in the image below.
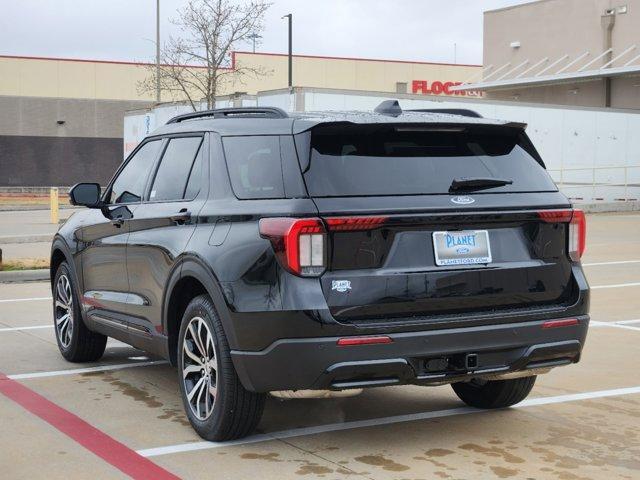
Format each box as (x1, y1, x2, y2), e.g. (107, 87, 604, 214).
(432, 230, 492, 266)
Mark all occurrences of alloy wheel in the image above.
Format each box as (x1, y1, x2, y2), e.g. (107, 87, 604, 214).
(55, 274, 74, 348)
(182, 316, 217, 420)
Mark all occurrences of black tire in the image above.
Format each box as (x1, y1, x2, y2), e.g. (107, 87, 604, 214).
(53, 262, 107, 362)
(177, 294, 265, 441)
(451, 375, 536, 409)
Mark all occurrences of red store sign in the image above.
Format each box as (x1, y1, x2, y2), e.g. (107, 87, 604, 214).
(412, 80, 482, 97)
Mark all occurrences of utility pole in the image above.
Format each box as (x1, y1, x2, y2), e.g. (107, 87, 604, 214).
(156, 0, 161, 102)
(454, 43, 457, 64)
(282, 14, 293, 89)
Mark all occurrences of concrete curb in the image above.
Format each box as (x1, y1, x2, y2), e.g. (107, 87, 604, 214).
(0, 269, 50, 283)
(580, 201, 640, 213)
(0, 234, 53, 244)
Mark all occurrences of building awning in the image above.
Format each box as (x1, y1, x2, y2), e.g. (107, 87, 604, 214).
(453, 46, 640, 92)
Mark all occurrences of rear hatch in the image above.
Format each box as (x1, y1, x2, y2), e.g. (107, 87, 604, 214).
(297, 122, 578, 325)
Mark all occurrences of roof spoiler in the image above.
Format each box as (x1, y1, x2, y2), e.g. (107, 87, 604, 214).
(166, 107, 288, 124)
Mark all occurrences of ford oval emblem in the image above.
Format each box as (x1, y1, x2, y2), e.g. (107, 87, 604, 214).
(451, 196, 475, 205)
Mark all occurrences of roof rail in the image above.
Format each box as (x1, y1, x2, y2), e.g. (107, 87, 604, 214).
(166, 107, 288, 124)
(408, 108, 483, 118)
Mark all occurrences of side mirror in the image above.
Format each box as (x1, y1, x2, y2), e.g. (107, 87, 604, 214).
(69, 183, 102, 208)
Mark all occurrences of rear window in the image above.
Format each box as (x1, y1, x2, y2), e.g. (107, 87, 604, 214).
(303, 124, 557, 197)
(223, 136, 285, 199)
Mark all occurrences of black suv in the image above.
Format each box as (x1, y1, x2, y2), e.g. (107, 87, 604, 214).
(51, 102, 589, 441)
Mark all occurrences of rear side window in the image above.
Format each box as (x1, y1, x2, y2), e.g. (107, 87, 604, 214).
(149, 136, 203, 201)
(110, 140, 162, 204)
(223, 136, 285, 199)
(303, 124, 557, 197)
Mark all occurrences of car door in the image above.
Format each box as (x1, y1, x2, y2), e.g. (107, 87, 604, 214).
(79, 138, 163, 331)
(124, 133, 209, 350)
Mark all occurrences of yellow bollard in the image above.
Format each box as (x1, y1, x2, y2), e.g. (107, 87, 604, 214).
(50, 187, 59, 224)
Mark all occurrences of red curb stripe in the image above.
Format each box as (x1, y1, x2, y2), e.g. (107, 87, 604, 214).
(0, 372, 181, 480)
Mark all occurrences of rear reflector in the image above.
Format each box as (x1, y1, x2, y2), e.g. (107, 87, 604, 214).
(337, 336, 393, 346)
(325, 216, 388, 231)
(537, 209, 573, 223)
(542, 318, 579, 329)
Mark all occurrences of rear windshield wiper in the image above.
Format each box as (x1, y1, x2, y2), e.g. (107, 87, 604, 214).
(449, 177, 513, 192)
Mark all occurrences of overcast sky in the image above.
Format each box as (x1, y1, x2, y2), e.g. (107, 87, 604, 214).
(0, 0, 534, 65)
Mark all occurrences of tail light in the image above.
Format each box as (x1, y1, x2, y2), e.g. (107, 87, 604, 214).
(569, 209, 586, 261)
(259, 218, 326, 276)
(537, 208, 586, 261)
(259, 215, 388, 276)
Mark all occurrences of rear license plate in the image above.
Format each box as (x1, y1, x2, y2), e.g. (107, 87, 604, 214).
(432, 230, 492, 266)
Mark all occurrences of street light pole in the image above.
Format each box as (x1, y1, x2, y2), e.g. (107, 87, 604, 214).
(247, 33, 262, 53)
(282, 14, 293, 89)
(156, 0, 161, 102)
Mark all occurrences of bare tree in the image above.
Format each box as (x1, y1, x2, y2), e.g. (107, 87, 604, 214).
(139, 0, 271, 110)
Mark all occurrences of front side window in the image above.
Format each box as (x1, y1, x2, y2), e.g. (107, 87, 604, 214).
(223, 136, 285, 199)
(149, 136, 203, 202)
(109, 140, 162, 204)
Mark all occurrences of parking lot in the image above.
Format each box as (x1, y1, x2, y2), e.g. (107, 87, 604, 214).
(1, 212, 639, 480)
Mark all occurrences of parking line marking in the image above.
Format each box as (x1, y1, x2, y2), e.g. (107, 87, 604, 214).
(137, 385, 640, 458)
(0, 325, 53, 332)
(0, 296, 52, 303)
(590, 321, 640, 332)
(7, 360, 168, 380)
(0, 371, 180, 480)
(583, 260, 640, 266)
(613, 319, 640, 325)
(591, 282, 640, 289)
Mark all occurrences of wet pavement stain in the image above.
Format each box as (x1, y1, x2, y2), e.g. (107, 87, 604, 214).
(414, 456, 451, 470)
(354, 454, 410, 472)
(156, 407, 191, 426)
(240, 452, 282, 462)
(529, 423, 640, 472)
(425, 448, 454, 457)
(294, 463, 333, 476)
(434, 472, 451, 479)
(458, 443, 526, 464)
(78, 371, 164, 408)
(107, 377, 163, 408)
(490, 465, 520, 478)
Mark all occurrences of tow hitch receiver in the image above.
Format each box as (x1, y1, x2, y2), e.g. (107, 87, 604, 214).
(465, 353, 478, 370)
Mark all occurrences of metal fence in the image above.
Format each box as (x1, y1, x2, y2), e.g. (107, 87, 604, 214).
(549, 165, 640, 202)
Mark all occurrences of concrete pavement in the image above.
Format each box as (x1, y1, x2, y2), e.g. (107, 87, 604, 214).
(0, 213, 639, 479)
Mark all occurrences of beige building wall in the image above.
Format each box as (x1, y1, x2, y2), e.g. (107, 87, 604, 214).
(482, 0, 640, 109)
(0, 52, 480, 102)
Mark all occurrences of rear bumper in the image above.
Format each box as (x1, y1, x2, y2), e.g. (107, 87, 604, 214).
(231, 316, 589, 392)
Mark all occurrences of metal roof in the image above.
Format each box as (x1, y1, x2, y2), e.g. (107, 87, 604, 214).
(453, 45, 640, 93)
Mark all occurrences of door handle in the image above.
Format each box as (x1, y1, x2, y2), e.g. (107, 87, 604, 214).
(112, 218, 125, 228)
(170, 209, 192, 225)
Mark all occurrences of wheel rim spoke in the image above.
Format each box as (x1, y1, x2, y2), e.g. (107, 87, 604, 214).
(187, 376, 205, 402)
(184, 341, 203, 365)
(188, 323, 206, 358)
(182, 364, 202, 378)
(56, 313, 69, 328)
(182, 316, 217, 420)
(54, 274, 74, 348)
